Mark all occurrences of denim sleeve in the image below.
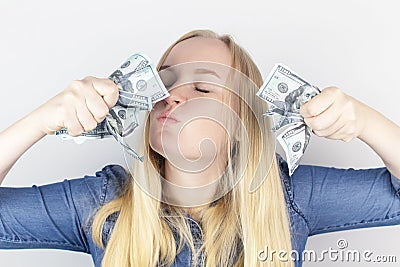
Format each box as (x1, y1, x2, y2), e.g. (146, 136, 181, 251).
(0, 164, 128, 252)
(281, 157, 400, 236)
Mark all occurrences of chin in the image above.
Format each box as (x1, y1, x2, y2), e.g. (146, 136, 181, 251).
(150, 138, 204, 162)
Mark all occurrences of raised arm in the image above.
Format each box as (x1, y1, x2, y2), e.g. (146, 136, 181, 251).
(357, 106, 400, 178)
(300, 86, 400, 178)
(0, 109, 47, 183)
(0, 77, 119, 184)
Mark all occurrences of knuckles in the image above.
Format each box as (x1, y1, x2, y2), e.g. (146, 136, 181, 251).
(54, 76, 113, 137)
(68, 80, 84, 92)
(301, 86, 344, 117)
(84, 120, 98, 131)
(96, 107, 109, 120)
(304, 87, 363, 143)
(323, 86, 345, 102)
(324, 86, 341, 94)
(69, 76, 95, 92)
(82, 76, 95, 82)
(69, 129, 84, 137)
(61, 90, 77, 102)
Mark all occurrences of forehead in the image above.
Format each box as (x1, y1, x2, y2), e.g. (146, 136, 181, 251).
(163, 37, 232, 67)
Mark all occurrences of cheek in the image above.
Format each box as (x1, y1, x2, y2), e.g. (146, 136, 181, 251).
(195, 119, 226, 139)
(178, 118, 227, 153)
(150, 118, 227, 161)
(148, 98, 232, 159)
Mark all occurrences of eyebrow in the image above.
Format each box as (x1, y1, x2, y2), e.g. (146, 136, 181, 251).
(159, 65, 221, 79)
(193, 68, 221, 79)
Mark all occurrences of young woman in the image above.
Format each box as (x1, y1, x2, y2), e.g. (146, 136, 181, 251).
(0, 30, 399, 267)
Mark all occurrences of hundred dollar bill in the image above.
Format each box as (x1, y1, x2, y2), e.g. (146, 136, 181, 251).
(256, 63, 320, 175)
(277, 123, 312, 175)
(55, 53, 170, 161)
(54, 120, 111, 144)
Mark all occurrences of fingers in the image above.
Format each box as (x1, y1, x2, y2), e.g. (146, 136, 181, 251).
(61, 102, 85, 137)
(82, 83, 111, 123)
(86, 77, 119, 108)
(304, 92, 345, 134)
(300, 87, 339, 118)
(76, 100, 98, 132)
(77, 76, 119, 119)
(308, 112, 345, 138)
(61, 76, 119, 135)
(302, 86, 360, 142)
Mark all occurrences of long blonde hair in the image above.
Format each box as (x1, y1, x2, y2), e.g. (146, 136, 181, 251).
(91, 30, 294, 267)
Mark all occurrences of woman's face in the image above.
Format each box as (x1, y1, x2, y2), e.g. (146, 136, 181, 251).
(149, 37, 234, 169)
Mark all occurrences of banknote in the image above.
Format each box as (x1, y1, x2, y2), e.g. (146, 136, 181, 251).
(256, 64, 320, 104)
(55, 53, 170, 161)
(256, 63, 320, 175)
(277, 122, 312, 175)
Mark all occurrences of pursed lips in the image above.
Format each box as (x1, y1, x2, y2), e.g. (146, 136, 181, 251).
(157, 111, 180, 123)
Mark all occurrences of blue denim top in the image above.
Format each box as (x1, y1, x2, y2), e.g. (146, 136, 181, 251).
(1, 153, 400, 267)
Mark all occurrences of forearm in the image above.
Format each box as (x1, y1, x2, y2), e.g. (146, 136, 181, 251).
(0, 108, 47, 184)
(358, 105, 400, 178)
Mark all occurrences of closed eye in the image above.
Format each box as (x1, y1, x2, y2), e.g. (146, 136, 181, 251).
(195, 87, 210, 93)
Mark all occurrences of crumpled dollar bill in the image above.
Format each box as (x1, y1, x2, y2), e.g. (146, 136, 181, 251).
(55, 53, 170, 161)
(256, 63, 321, 175)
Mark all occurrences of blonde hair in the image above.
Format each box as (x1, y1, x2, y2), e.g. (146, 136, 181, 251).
(91, 30, 294, 267)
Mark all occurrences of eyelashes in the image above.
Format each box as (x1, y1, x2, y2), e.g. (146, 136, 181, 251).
(194, 86, 210, 93)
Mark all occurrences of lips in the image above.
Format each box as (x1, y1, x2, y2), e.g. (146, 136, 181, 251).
(157, 110, 179, 123)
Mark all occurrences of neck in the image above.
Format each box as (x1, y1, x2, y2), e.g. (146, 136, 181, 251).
(162, 157, 225, 207)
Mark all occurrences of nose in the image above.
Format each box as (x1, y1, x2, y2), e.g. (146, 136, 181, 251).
(163, 87, 186, 107)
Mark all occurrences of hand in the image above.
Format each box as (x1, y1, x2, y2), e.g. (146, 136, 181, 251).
(299, 86, 367, 142)
(34, 76, 119, 136)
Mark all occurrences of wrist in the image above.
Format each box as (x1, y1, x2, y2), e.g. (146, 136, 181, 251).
(29, 105, 54, 136)
(356, 102, 389, 144)
(353, 97, 375, 142)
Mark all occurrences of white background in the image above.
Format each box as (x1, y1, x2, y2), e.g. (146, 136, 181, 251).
(0, 0, 399, 266)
